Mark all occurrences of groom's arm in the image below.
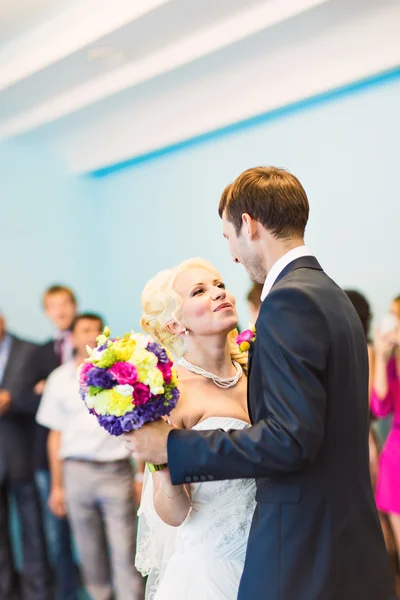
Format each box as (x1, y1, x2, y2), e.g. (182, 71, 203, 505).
(167, 285, 329, 485)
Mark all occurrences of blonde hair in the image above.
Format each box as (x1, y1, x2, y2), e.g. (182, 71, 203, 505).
(141, 258, 247, 369)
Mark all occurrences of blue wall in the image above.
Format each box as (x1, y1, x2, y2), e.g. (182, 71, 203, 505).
(0, 141, 100, 341)
(2, 74, 400, 341)
(92, 74, 400, 335)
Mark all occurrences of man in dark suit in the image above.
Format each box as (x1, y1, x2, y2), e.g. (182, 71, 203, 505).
(125, 167, 396, 599)
(32, 285, 79, 600)
(0, 310, 51, 600)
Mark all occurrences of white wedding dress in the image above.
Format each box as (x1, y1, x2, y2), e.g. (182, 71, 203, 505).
(135, 417, 256, 600)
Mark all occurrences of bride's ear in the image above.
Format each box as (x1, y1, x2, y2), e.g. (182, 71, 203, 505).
(166, 320, 182, 335)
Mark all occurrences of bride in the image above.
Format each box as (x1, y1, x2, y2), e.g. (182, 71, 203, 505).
(133, 258, 256, 599)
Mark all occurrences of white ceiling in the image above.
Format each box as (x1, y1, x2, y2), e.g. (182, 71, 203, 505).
(0, 0, 399, 174)
(0, 0, 74, 50)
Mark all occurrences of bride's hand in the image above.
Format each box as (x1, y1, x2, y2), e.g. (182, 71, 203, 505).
(122, 419, 172, 465)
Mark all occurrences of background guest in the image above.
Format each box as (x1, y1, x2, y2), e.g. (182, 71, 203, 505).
(390, 296, 400, 320)
(371, 314, 400, 571)
(344, 289, 398, 580)
(0, 309, 51, 600)
(246, 281, 263, 324)
(32, 285, 79, 600)
(36, 313, 144, 600)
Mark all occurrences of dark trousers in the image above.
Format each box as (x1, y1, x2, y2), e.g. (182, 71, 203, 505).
(0, 478, 52, 600)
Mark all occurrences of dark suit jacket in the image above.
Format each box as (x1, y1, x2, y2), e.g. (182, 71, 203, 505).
(168, 257, 395, 600)
(32, 340, 60, 471)
(0, 335, 40, 482)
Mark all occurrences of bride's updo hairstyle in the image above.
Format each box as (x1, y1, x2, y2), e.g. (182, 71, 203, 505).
(141, 258, 247, 369)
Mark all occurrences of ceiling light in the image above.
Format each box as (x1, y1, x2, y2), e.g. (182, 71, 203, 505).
(87, 46, 125, 66)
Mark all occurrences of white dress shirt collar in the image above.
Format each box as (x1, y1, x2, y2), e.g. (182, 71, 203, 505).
(261, 246, 313, 302)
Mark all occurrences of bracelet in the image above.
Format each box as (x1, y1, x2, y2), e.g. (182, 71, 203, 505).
(160, 486, 183, 500)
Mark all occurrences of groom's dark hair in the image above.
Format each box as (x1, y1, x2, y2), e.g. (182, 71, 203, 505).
(218, 166, 309, 240)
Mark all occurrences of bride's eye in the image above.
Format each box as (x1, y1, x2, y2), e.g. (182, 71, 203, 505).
(217, 282, 226, 289)
(192, 288, 204, 296)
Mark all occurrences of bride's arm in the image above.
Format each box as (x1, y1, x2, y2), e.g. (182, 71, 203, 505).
(151, 384, 193, 526)
(152, 468, 191, 527)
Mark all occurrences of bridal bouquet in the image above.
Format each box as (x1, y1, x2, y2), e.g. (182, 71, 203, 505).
(78, 327, 180, 449)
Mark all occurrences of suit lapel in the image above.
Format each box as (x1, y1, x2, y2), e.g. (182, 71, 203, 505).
(246, 256, 323, 424)
(1, 337, 20, 388)
(246, 339, 256, 424)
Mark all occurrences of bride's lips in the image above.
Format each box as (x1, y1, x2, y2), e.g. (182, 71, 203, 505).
(214, 302, 233, 312)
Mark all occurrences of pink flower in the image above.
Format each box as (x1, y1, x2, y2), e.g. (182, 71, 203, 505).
(133, 383, 151, 406)
(157, 361, 172, 384)
(79, 362, 94, 387)
(236, 327, 256, 352)
(237, 329, 255, 344)
(109, 362, 138, 386)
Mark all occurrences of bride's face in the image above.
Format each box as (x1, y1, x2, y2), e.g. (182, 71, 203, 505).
(173, 267, 238, 336)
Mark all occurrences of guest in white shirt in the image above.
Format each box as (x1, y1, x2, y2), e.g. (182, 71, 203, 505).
(32, 284, 79, 600)
(37, 313, 143, 600)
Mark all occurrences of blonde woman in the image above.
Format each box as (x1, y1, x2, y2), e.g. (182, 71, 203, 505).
(133, 258, 256, 599)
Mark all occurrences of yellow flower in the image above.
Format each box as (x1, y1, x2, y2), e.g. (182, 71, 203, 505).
(95, 347, 118, 368)
(96, 334, 108, 346)
(130, 348, 158, 369)
(92, 390, 113, 414)
(95, 326, 111, 347)
(240, 341, 251, 352)
(170, 368, 179, 387)
(141, 367, 164, 396)
(107, 390, 134, 417)
(92, 389, 133, 416)
(135, 364, 150, 383)
(113, 337, 136, 362)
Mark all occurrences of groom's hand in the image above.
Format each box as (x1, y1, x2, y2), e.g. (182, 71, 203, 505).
(122, 419, 172, 465)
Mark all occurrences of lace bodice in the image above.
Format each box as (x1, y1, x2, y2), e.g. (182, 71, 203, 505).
(176, 417, 256, 560)
(135, 417, 257, 598)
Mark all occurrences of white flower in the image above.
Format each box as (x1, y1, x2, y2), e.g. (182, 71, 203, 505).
(85, 396, 95, 409)
(115, 384, 134, 397)
(129, 332, 148, 349)
(91, 347, 106, 360)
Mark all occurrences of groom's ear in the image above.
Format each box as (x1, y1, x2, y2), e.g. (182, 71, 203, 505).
(242, 213, 258, 239)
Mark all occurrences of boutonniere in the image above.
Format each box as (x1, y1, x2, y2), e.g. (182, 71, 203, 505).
(236, 325, 256, 352)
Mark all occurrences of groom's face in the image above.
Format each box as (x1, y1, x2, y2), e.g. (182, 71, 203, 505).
(222, 215, 265, 284)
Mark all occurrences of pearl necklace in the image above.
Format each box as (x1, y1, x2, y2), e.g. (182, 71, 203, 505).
(178, 357, 243, 389)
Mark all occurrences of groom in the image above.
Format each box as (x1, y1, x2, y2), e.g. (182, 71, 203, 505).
(127, 167, 395, 599)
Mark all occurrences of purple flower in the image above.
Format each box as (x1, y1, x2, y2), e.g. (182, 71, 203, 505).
(147, 342, 169, 363)
(86, 367, 115, 390)
(97, 342, 108, 352)
(96, 395, 179, 436)
(79, 362, 94, 389)
(96, 414, 124, 436)
(169, 387, 180, 403)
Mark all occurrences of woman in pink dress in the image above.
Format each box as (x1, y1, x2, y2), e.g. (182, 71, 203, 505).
(371, 319, 400, 566)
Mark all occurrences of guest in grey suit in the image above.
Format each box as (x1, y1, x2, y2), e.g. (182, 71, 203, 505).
(0, 310, 51, 600)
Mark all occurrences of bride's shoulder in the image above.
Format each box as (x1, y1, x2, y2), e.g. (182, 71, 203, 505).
(168, 373, 207, 430)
